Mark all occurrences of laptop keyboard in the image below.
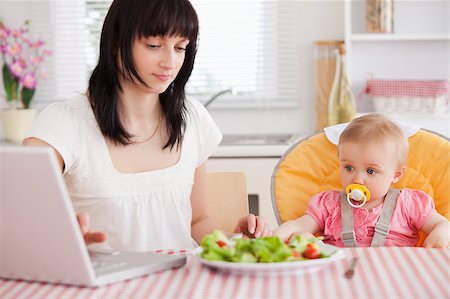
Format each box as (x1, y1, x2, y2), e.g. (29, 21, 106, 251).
(92, 259, 127, 271)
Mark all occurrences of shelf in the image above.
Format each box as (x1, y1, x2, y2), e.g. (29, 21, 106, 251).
(350, 34, 450, 42)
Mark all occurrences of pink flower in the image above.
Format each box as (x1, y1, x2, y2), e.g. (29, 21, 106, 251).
(6, 44, 22, 56)
(11, 28, 25, 38)
(9, 61, 25, 77)
(31, 40, 44, 49)
(0, 28, 8, 40)
(30, 55, 43, 66)
(20, 73, 37, 89)
(1, 20, 51, 108)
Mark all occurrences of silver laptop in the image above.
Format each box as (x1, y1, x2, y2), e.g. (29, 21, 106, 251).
(0, 145, 186, 287)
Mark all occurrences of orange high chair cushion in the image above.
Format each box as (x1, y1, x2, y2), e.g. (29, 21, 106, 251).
(271, 130, 450, 245)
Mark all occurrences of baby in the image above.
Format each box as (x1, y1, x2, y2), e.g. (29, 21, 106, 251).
(275, 114, 449, 248)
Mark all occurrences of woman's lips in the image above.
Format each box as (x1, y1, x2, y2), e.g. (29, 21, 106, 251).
(154, 74, 172, 81)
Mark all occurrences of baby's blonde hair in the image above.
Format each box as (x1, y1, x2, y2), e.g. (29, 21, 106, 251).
(338, 113, 409, 166)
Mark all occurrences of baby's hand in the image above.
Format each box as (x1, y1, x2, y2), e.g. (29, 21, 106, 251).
(421, 214, 449, 249)
(423, 234, 449, 249)
(289, 231, 316, 242)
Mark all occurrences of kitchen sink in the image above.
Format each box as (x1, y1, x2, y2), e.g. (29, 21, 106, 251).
(220, 134, 296, 145)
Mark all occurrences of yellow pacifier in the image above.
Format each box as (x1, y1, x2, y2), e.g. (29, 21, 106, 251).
(345, 184, 371, 208)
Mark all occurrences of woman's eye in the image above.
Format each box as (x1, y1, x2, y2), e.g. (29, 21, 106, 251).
(175, 46, 186, 52)
(147, 44, 160, 49)
(367, 168, 376, 175)
(344, 166, 353, 172)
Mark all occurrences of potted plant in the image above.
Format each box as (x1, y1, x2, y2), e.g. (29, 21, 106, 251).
(0, 19, 51, 143)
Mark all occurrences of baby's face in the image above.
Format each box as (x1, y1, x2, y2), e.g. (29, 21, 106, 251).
(338, 140, 404, 202)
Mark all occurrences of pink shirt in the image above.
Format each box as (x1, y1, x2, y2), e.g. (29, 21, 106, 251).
(306, 189, 436, 247)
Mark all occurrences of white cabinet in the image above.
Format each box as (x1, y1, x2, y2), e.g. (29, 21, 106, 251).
(344, 0, 450, 136)
(206, 157, 280, 230)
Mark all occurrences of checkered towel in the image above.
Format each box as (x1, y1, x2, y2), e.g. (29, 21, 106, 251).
(367, 79, 450, 97)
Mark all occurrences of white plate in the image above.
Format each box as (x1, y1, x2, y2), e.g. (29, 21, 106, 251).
(192, 242, 345, 274)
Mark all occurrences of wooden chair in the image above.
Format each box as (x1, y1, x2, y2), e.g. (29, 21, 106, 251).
(271, 129, 450, 245)
(206, 172, 249, 232)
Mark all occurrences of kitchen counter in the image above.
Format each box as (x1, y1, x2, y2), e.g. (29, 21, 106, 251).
(211, 133, 311, 158)
(212, 143, 292, 158)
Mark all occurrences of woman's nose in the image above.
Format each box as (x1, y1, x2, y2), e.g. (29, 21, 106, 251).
(160, 50, 176, 69)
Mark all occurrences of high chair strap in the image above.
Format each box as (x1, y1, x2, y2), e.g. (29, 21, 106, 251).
(340, 189, 401, 247)
(340, 192, 357, 247)
(371, 189, 400, 247)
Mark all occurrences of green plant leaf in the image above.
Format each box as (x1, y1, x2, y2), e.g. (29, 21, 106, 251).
(2, 64, 19, 102)
(21, 87, 35, 109)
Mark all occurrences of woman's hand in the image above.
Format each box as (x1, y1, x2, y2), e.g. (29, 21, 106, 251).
(76, 212, 108, 245)
(233, 214, 272, 238)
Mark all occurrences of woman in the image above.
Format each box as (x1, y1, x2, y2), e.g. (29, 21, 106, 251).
(24, 0, 270, 251)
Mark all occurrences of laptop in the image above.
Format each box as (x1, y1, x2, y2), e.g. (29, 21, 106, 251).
(0, 145, 186, 287)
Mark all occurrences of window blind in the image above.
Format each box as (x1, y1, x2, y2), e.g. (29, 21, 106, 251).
(14, 0, 302, 108)
(189, 1, 301, 106)
(16, 1, 90, 108)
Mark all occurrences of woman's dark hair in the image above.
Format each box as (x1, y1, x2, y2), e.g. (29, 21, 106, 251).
(87, 0, 199, 149)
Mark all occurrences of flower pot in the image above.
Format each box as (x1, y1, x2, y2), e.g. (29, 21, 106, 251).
(0, 108, 37, 143)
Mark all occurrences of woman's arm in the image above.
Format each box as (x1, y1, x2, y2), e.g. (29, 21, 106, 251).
(23, 137, 107, 244)
(273, 214, 320, 241)
(421, 212, 450, 248)
(23, 137, 65, 171)
(190, 163, 220, 243)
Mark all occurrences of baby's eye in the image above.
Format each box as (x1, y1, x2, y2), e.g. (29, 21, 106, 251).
(344, 166, 353, 172)
(367, 168, 377, 175)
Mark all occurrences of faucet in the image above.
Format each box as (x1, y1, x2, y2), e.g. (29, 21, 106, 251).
(203, 88, 238, 108)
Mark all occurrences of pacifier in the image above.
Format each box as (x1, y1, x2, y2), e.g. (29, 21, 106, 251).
(345, 184, 371, 208)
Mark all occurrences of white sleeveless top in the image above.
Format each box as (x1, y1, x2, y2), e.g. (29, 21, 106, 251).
(27, 95, 222, 251)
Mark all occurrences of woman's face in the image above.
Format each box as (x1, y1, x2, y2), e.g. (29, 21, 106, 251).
(130, 35, 189, 94)
(338, 140, 404, 202)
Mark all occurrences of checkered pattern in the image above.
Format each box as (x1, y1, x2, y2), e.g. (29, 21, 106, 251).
(367, 79, 450, 97)
(0, 248, 448, 299)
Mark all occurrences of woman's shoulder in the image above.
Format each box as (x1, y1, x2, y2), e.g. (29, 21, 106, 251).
(184, 95, 221, 136)
(38, 94, 89, 118)
(184, 96, 209, 120)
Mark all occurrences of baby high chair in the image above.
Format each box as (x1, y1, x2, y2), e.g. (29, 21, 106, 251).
(271, 128, 450, 246)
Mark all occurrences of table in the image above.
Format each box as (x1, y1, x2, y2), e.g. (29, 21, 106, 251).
(0, 247, 448, 299)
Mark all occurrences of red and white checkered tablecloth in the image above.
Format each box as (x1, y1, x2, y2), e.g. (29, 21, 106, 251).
(0, 247, 449, 299)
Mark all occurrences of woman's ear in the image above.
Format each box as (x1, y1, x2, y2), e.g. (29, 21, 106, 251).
(392, 165, 406, 183)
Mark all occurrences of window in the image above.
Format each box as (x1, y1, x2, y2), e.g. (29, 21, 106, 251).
(188, 1, 301, 107)
(10, 0, 302, 108)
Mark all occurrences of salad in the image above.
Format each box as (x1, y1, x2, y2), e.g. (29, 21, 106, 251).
(199, 230, 334, 263)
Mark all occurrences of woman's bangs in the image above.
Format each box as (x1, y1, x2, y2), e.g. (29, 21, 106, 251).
(139, 1, 198, 41)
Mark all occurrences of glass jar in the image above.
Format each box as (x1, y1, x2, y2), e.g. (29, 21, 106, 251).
(366, 0, 394, 33)
(314, 40, 344, 131)
(328, 44, 356, 126)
